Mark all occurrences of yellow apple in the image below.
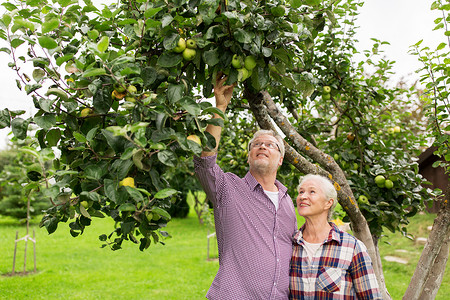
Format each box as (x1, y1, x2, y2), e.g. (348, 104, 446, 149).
(120, 177, 135, 188)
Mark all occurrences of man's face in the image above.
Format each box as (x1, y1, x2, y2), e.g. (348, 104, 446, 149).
(247, 134, 283, 174)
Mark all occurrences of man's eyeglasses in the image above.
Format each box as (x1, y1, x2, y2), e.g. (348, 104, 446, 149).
(250, 141, 281, 152)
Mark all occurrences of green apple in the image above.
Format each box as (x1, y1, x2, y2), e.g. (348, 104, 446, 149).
(125, 96, 136, 103)
(393, 126, 401, 133)
(182, 48, 196, 61)
(358, 195, 369, 204)
(387, 127, 395, 135)
(375, 175, 385, 186)
(114, 83, 126, 93)
(244, 56, 257, 71)
(186, 39, 197, 49)
(384, 179, 394, 189)
(231, 54, 242, 69)
(323, 86, 331, 94)
(80, 201, 89, 209)
(173, 38, 186, 53)
(237, 68, 249, 81)
(127, 85, 137, 94)
(333, 153, 339, 161)
(322, 93, 331, 100)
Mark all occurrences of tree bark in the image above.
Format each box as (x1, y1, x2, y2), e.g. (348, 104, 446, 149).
(245, 89, 391, 299)
(419, 235, 449, 300)
(403, 183, 450, 300)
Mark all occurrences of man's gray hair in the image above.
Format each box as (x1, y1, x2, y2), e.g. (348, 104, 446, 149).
(248, 129, 285, 157)
(297, 174, 338, 221)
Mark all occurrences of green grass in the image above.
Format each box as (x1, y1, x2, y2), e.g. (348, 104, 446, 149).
(0, 211, 448, 300)
(0, 211, 219, 300)
(377, 212, 450, 300)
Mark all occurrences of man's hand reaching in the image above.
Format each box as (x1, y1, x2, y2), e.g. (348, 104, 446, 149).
(214, 72, 235, 112)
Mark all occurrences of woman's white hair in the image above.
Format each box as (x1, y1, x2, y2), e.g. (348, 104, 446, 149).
(248, 129, 285, 157)
(297, 174, 338, 221)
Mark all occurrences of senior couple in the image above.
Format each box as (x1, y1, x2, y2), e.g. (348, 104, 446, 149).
(194, 75, 382, 299)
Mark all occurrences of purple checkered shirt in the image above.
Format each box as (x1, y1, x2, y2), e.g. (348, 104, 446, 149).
(194, 155, 297, 300)
(289, 223, 382, 299)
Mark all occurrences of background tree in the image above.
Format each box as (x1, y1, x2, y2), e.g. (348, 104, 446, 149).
(0, 0, 444, 298)
(0, 136, 51, 220)
(402, 0, 450, 298)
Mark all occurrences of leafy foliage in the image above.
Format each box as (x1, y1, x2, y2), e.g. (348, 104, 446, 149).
(0, 0, 328, 250)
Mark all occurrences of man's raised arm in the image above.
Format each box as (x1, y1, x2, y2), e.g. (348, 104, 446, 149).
(201, 74, 235, 157)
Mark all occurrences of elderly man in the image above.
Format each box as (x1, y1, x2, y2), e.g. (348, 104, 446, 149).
(194, 74, 297, 299)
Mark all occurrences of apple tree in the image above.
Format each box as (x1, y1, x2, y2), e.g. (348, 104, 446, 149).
(0, 0, 441, 298)
(401, 0, 450, 298)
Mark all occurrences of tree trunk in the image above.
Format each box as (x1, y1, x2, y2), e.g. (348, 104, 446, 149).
(403, 183, 450, 300)
(245, 89, 391, 299)
(419, 234, 449, 300)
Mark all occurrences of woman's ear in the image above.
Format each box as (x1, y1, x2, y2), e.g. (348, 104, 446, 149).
(325, 198, 334, 210)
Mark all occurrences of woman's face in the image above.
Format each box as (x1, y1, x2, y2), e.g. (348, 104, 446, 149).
(296, 179, 332, 219)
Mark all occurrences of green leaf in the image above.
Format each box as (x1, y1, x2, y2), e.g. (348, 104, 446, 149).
(167, 84, 184, 103)
(103, 179, 118, 203)
(154, 188, 177, 199)
(82, 68, 107, 77)
(14, 19, 35, 31)
(32, 69, 46, 82)
(179, 97, 201, 116)
(73, 132, 87, 143)
(38, 36, 58, 49)
(233, 28, 252, 43)
(93, 88, 112, 114)
(152, 207, 171, 220)
(25, 84, 42, 95)
(2, 14, 12, 26)
(85, 164, 104, 180)
(161, 14, 173, 28)
(33, 114, 56, 130)
(46, 128, 61, 147)
(126, 187, 144, 202)
(0, 109, 11, 128)
(42, 18, 59, 34)
(157, 150, 177, 167)
(144, 7, 163, 18)
(202, 48, 220, 66)
(11, 117, 28, 140)
(11, 38, 25, 48)
(55, 54, 74, 66)
(46, 88, 68, 101)
(163, 33, 179, 50)
(97, 36, 109, 53)
(290, 0, 302, 9)
(157, 52, 183, 67)
(79, 205, 91, 219)
(118, 203, 136, 212)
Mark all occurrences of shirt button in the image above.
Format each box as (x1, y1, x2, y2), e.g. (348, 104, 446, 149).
(274, 282, 277, 286)
(277, 259, 280, 262)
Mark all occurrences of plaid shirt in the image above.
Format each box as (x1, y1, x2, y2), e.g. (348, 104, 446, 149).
(194, 155, 297, 299)
(289, 223, 382, 300)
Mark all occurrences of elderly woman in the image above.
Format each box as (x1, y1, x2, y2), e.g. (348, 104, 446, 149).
(289, 174, 382, 299)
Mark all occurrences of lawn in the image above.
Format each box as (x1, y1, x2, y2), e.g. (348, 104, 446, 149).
(0, 210, 448, 300)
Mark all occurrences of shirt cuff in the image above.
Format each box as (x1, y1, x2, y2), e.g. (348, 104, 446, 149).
(193, 154, 218, 169)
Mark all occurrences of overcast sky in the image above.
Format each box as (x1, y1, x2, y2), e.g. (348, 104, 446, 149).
(0, 0, 444, 149)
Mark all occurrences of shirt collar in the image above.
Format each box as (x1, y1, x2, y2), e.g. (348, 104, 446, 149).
(294, 222, 342, 245)
(244, 171, 288, 195)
